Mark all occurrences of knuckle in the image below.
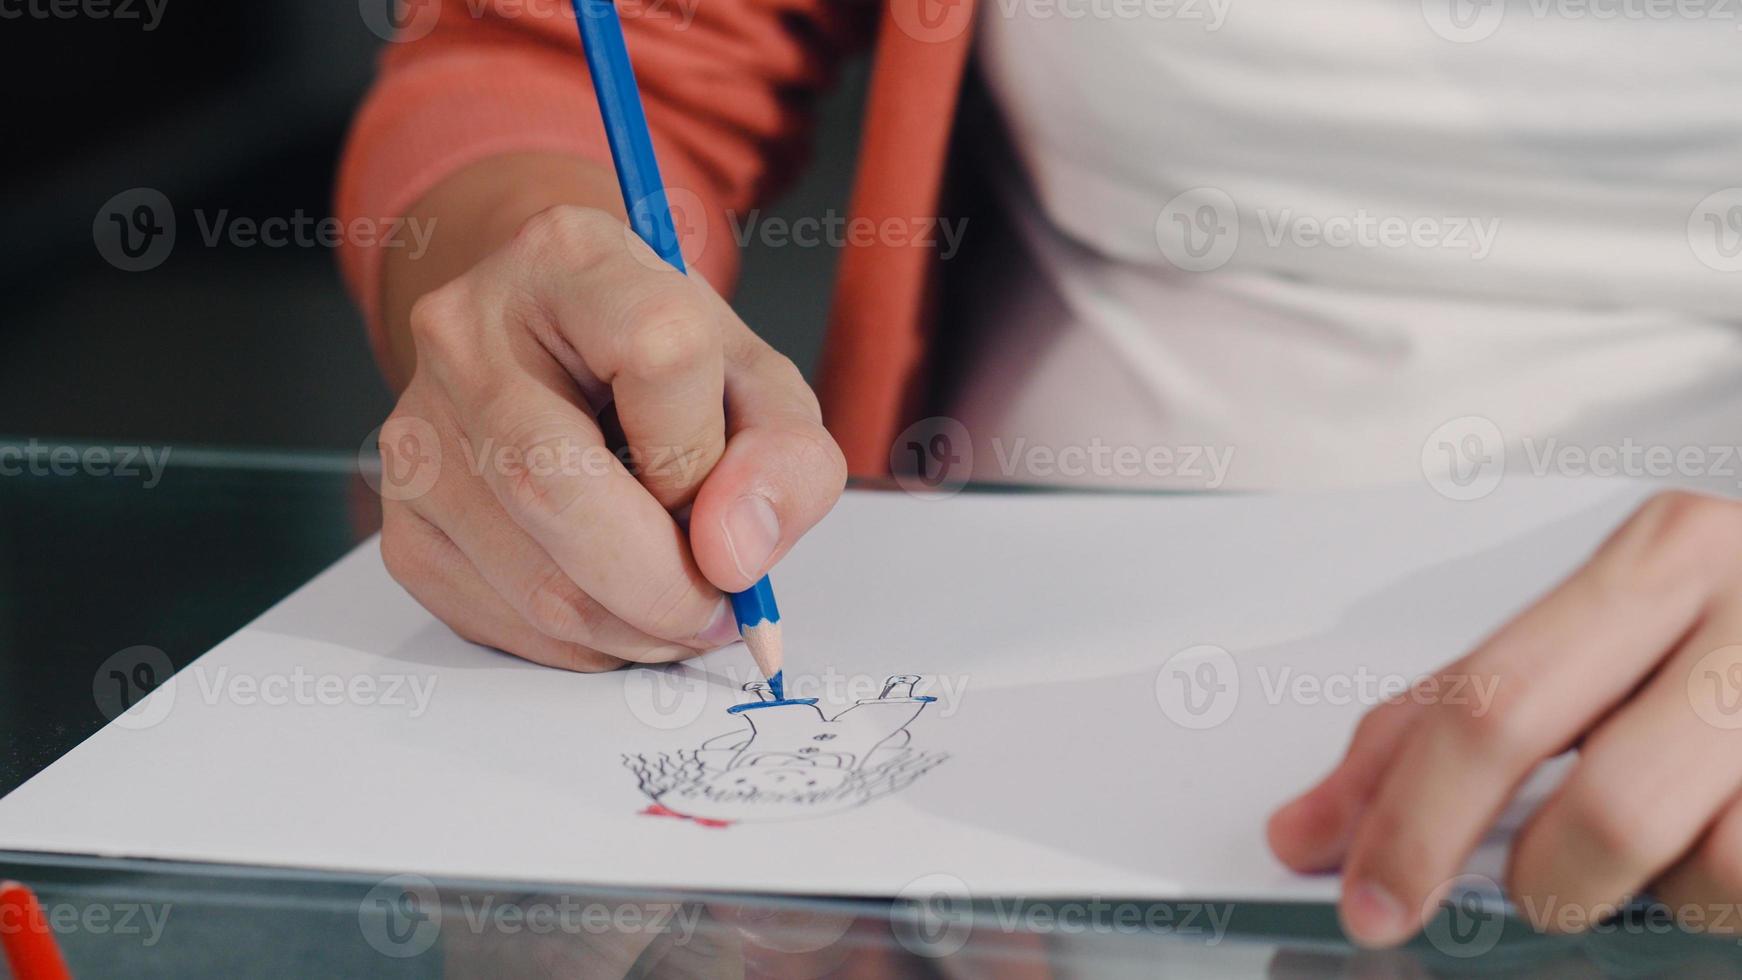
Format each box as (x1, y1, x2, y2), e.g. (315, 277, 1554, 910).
(1625, 492, 1742, 585)
(448, 620, 494, 650)
(1640, 489, 1724, 530)
(407, 282, 471, 357)
(757, 345, 808, 388)
(634, 572, 708, 640)
(1434, 676, 1533, 760)
(501, 456, 582, 528)
(1696, 825, 1742, 894)
(1349, 703, 1395, 747)
(747, 345, 822, 420)
(553, 644, 624, 674)
(521, 568, 599, 641)
(1354, 811, 1437, 889)
(483, 411, 593, 527)
(516, 204, 620, 265)
(620, 291, 717, 378)
(791, 424, 848, 494)
(378, 527, 422, 588)
(1560, 778, 1667, 871)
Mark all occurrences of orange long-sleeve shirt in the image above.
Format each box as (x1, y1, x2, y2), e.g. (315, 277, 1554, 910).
(335, 0, 981, 476)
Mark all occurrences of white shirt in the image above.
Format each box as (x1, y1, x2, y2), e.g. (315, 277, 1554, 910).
(946, 1, 1742, 490)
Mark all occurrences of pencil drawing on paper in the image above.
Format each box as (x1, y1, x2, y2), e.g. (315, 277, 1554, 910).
(623, 674, 949, 827)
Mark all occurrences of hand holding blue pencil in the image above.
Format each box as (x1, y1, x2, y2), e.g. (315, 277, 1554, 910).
(569, 0, 787, 692)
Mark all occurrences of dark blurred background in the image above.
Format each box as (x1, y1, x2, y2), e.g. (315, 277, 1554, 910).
(1, 2, 869, 452)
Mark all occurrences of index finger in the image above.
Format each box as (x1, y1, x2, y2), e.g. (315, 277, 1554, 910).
(439, 344, 735, 648)
(1336, 493, 1733, 946)
(518, 207, 728, 510)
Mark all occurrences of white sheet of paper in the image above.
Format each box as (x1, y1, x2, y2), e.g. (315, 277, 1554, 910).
(0, 478, 1660, 900)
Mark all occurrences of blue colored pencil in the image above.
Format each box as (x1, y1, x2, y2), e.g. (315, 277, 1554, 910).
(569, 0, 785, 692)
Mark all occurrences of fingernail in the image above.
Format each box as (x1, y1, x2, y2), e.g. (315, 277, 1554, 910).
(698, 599, 740, 649)
(1342, 880, 1408, 947)
(721, 494, 780, 583)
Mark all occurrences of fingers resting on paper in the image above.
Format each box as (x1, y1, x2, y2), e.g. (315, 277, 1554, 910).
(1267, 491, 1742, 946)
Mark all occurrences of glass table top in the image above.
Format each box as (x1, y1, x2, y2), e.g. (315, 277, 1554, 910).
(2, 440, 1738, 978)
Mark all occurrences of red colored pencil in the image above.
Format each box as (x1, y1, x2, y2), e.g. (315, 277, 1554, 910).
(0, 881, 73, 980)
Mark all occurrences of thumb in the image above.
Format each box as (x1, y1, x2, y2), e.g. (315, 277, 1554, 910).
(689, 356, 846, 593)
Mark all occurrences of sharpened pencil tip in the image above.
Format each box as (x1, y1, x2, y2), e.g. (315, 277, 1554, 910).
(741, 621, 784, 686)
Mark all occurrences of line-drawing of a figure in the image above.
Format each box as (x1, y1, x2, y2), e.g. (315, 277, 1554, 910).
(624, 674, 949, 827)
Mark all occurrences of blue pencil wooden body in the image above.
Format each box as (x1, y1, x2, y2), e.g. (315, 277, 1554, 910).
(569, 0, 685, 270)
(568, 0, 785, 683)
